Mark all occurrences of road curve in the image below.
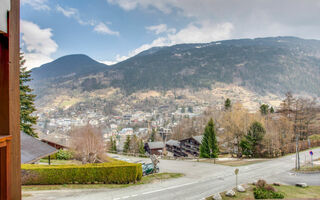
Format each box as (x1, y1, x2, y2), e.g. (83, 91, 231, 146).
(24, 148, 320, 200)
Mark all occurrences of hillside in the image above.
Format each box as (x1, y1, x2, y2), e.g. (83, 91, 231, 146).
(31, 37, 320, 104)
(31, 54, 108, 81)
(106, 36, 320, 95)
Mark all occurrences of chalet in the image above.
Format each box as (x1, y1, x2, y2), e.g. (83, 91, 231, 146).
(0, 0, 21, 199)
(41, 138, 68, 150)
(158, 127, 172, 140)
(180, 135, 203, 157)
(41, 133, 70, 149)
(145, 142, 164, 155)
(166, 140, 187, 157)
(21, 132, 58, 164)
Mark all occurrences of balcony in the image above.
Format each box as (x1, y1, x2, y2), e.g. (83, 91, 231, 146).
(0, 135, 12, 200)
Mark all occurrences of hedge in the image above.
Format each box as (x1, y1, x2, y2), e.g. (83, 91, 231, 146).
(21, 162, 142, 185)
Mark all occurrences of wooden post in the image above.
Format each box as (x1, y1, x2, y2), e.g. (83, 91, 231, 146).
(48, 155, 51, 165)
(0, 0, 21, 199)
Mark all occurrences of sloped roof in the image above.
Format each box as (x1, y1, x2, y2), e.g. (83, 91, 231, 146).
(166, 139, 180, 147)
(192, 135, 203, 144)
(147, 141, 165, 149)
(21, 131, 58, 164)
(40, 133, 69, 148)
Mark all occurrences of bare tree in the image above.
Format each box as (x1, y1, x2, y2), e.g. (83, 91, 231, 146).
(70, 124, 105, 163)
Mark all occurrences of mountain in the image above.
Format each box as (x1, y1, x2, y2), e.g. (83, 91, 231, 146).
(31, 54, 108, 81)
(31, 37, 320, 100)
(106, 36, 320, 95)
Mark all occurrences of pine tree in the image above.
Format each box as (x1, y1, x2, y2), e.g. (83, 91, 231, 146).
(123, 135, 131, 153)
(20, 53, 38, 137)
(260, 104, 269, 115)
(224, 98, 231, 110)
(200, 128, 210, 158)
(200, 118, 219, 158)
(112, 139, 117, 152)
(240, 121, 266, 157)
(138, 139, 146, 155)
(150, 128, 156, 142)
(270, 106, 275, 113)
(109, 137, 114, 151)
(109, 137, 117, 152)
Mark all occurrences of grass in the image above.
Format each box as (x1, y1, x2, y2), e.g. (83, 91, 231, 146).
(206, 185, 320, 200)
(22, 173, 184, 191)
(200, 159, 268, 167)
(296, 165, 320, 172)
(309, 134, 320, 141)
(277, 185, 320, 199)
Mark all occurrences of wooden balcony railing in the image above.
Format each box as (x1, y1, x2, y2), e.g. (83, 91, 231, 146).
(0, 135, 11, 200)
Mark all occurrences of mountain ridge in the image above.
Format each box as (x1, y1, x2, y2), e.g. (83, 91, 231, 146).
(31, 36, 320, 100)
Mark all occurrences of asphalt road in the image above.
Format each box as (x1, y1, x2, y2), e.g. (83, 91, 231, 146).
(24, 148, 320, 200)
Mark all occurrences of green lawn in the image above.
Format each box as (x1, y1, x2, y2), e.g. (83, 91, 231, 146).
(22, 173, 184, 191)
(206, 185, 320, 200)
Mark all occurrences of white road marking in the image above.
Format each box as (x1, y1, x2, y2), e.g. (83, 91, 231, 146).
(122, 196, 130, 199)
(142, 182, 197, 195)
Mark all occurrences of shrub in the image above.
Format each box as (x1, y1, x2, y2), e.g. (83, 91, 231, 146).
(254, 188, 284, 199)
(21, 162, 142, 185)
(264, 185, 276, 192)
(256, 179, 267, 188)
(56, 149, 73, 160)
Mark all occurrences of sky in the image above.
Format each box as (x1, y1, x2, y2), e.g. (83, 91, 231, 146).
(20, 0, 320, 69)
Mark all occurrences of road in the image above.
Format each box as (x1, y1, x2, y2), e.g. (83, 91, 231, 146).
(24, 148, 320, 200)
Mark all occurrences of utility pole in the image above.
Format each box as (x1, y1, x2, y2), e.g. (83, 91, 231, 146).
(295, 133, 300, 170)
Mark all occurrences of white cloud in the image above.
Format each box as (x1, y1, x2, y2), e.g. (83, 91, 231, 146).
(56, 5, 95, 26)
(146, 24, 176, 35)
(168, 21, 233, 44)
(56, 5, 77, 18)
(105, 21, 233, 65)
(21, 0, 50, 10)
(20, 20, 58, 69)
(107, 0, 172, 13)
(108, 0, 320, 40)
(56, 5, 118, 36)
(94, 22, 119, 36)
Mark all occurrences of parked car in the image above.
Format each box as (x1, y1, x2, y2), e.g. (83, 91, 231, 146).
(142, 163, 159, 176)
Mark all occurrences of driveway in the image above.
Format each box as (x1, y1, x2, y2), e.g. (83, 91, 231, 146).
(24, 148, 320, 200)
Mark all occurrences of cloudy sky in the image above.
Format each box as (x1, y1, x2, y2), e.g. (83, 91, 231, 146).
(20, 0, 320, 69)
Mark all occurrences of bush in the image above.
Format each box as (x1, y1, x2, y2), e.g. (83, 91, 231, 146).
(254, 179, 283, 199)
(256, 179, 267, 188)
(254, 188, 284, 199)
(21, 162, 142, 185)
(56, 149, 73, 160)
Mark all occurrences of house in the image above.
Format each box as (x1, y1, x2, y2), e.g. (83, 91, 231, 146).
(158, 127, 172, 140)
(41, 133, 69, 149)
(21, 132, 58, 164)
(166, 140, 187, 157)
(41, 138, 68, 150)
(180, 135, 203, 157)
(145, 142, 165, 155)
(0, 0, 21, 198)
